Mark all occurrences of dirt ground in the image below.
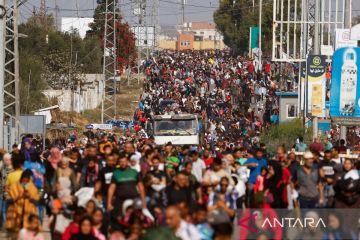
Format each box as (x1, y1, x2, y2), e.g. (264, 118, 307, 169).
(52, 79, 143, 125)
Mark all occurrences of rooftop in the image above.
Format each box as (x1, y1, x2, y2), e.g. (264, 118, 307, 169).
(190, 21, 216, 30)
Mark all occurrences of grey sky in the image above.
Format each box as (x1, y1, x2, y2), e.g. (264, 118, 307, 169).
(20, 0, 219, 25)
(20, 0, 360, 26)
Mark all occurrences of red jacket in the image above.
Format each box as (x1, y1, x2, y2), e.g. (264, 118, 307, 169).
(62, 222, 79, 240)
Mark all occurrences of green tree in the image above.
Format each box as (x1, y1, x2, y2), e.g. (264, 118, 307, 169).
(214, 0, 273, 55)
(18, 15, 102, 113)
(18, 16, 52, 113)
(260, 119, 312, 155)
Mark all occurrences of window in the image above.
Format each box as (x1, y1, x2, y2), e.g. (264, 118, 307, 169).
(200, 31, 204, 34)
(209, 35, 212, 40)
(286, 104, 298, 118)
(181, 41, 190, 46)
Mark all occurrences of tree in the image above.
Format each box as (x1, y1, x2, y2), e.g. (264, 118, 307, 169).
(260, 119, 312, 155)
(88, 0, 137, 72)
(42, 51, 84, 90)
(214, 0, 273, 55)
(18, 16, 52, 113)
(18, 15, 101, 113)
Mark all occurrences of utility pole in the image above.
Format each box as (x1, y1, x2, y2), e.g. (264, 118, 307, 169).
(0, 0, 20, 150)
(179, 0, 186, 32)
(0, 0, 5, 148)
(40, 0, 47, 29)
(101, 0, 118, 123)
(258, 0, 262, 71)
(150, 0, 159, 49)
(182, 0, 185, 29)
(312, 0, 320, 139)
(340, 0, 352, 142)
(54, 0, 59, 30)
(344, 0, 351, 29)
(130, 0, 148, 85)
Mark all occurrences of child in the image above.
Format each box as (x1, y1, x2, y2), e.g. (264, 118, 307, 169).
(19, 214, 45, 240)
(193, 205, 214, 240)
(254, 167, 267, 193)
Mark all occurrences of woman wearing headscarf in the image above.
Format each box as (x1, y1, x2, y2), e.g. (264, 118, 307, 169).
(23, 143, 45, 222)
(44, 146, 62, 187)
(6, 170, 39, 239)
(21, 138, 37, 162)
(54, 157, 78, 205)
(0, 153, 13, 227)
(264, 160, 284, 208)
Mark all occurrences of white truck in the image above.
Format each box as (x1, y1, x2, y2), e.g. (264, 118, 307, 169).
(149, 114, 199, 145)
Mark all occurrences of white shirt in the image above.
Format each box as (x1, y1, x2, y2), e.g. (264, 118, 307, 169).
(192, 158, 206, 182)
(176, 220, 201, 240)
(332, 157, 342, 164)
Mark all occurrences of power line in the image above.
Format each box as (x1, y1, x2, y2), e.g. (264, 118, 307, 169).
(159, 0, 217, 9)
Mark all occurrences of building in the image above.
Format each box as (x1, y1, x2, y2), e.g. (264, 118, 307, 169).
(159, 21, 226, 51)
(177, 34, 194, 51)
(61, 18, 94, 39)
(181, 22, 221, 42)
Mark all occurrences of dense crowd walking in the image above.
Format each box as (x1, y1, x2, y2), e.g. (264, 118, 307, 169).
(0, 50, 359, 240)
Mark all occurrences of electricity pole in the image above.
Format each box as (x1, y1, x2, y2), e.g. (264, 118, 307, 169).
(101, 0, 118, 123)
(182, 0, 185, 28)
(0, 0, 20, 150)
(258, 0, 262, 71)
(340, 0, 352, 142)
(344, 0, 351, 29)
(0, 0, 5, 148)
(312, 0, 320, 139)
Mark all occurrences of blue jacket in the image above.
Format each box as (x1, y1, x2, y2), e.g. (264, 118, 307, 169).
(246, 157, 267, 184)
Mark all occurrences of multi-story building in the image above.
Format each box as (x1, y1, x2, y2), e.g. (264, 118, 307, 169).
(159, 21, 226, 50)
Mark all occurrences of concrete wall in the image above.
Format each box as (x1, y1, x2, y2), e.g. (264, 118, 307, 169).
(43, 74, 104, 113)
(193, 40, 226, 50)
(159, 39, 226, 50)
(159, 40, 177, 50)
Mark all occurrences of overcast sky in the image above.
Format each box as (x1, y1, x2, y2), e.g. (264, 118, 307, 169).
(20, 0, 219, 26)
(20, 0, 360, 26)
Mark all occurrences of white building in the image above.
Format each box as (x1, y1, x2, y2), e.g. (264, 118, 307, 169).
(61, 17, 94, 39)
(179, 21, 223, 41)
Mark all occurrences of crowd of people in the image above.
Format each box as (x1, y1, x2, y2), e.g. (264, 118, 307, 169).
(0, 50, 359, 240)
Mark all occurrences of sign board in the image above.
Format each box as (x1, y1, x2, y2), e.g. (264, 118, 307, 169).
(131, 26, 155, 47)
(85, 123, 113, 130)
(321, 45, 334, 56)
(19, 115, 46, 151)
(335, 29, 357, 50)
(350, 24, 360, 41)
(330, 47, 360, 125)
(250, 26, 259, 49)
(19, 115, 46, 135)
(306, 55, 327, 117)
(299, 62, 306, 111)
